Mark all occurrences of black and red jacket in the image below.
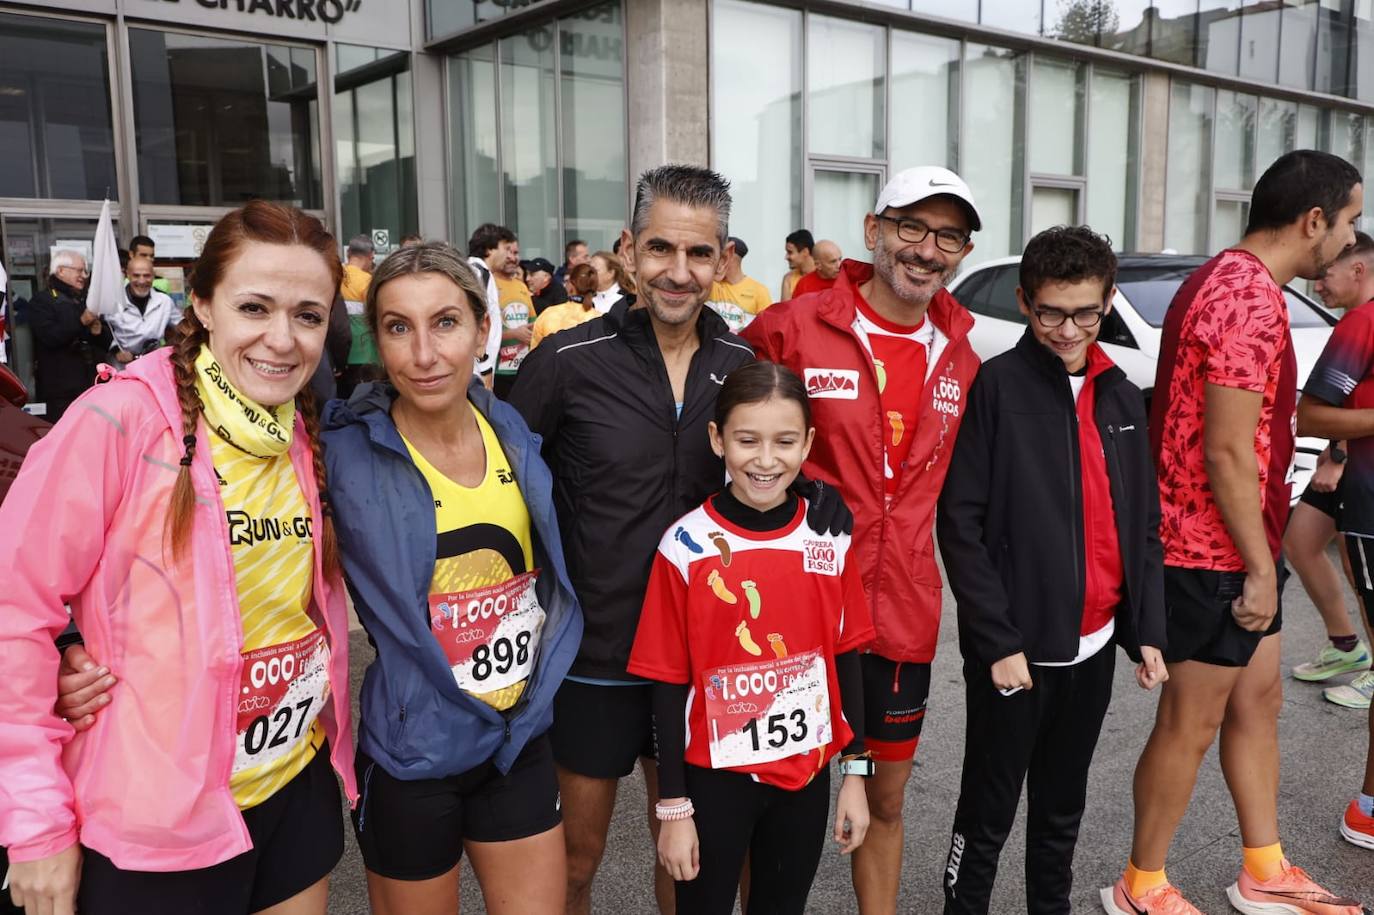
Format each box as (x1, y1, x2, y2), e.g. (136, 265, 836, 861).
(743, 260, 980, 664)
(936, 330, 1166, 666)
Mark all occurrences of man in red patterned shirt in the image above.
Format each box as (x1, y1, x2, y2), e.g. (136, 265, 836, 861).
(1102, 151, 1367, 915)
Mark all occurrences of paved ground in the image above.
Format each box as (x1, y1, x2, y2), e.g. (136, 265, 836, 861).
(329, 550, 1374, 914)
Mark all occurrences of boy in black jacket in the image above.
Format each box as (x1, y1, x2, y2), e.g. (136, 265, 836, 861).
(936, 226, 1168, 915)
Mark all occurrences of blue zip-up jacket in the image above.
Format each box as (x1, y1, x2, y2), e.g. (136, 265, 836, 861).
(321, 378, 584, 779)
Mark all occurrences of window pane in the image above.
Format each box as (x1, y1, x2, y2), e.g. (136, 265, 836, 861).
(1238, 0, 1279, 83)
(1029, 57, 1085, 176)
(912, 0, 976, 21)
(713, 0, 802, 298)
(1098, 2, 1155, 55)
(1297, 104, 1320, 149)
(1212, 198, 1249, 251)
(500, 25, 559, 260)
(335, 47, 416, 254)
(1316, 1, 1353, 95)
(428, 0, 475, 39)
(961, 44, 1026, 269)
(560, 2, 628, 255)
(890, 30, 959, 171)
(1165, 80, 1214, 254)
(1278, 0, 1319, 89)
(130, 29, 320, 207)
(1087, 69, 1139, 250)
(448, 44, 499, 247)
(1030, 186, 1079, 236)
(982, 0, 1041, 35)
(1214, 90, 1256, 191)
(0, 13, 116, 200)
(1356, 2, 1374, 101)
(1151, 1, 1201, 65)
(807, 16, 885, 159)
(1256, 97, 1295, 176)
(1328, 110, 1365, 167)
(1199, 0, 1242, 75)
(813, 171, 880, 271)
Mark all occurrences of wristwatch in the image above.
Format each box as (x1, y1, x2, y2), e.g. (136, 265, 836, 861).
(1331, 445, 1349, 465)
(838, 756, 875, 778)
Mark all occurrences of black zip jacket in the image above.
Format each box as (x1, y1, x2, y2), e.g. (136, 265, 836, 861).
(936, 330, 1166, 666)
(509, 300, 755, 679)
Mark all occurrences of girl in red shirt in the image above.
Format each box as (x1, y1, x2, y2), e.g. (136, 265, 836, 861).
(628, 361, 874, 915)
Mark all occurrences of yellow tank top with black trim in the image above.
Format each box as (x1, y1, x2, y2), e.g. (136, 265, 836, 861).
(404, 403, 535, 710)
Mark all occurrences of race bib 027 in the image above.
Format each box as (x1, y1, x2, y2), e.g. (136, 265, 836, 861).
(702, 649, 831, 769)
(234, 628, 330, 775)
(430, 569, 545, 694)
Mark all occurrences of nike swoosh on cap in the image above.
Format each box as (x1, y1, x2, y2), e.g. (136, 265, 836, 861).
(928, 179, 959, 187)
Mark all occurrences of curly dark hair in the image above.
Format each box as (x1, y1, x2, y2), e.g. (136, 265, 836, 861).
(1018, 225, 1118, 303)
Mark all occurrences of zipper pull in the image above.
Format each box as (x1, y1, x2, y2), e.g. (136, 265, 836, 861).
(504, 721, 512, 743)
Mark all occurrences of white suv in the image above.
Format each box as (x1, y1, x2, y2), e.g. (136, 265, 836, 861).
(947, 254, 1339, 501)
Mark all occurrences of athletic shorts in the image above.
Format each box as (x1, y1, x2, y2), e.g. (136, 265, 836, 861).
(1343, 535, 1374, 629)
(351, 732, 562, 881)
(1298, 478, 1342, 523)
(860, 653, 932, 762)
(78, 746, 343, 915)
(550, 678, 655, 779)
(1162, 564, 1286, 668)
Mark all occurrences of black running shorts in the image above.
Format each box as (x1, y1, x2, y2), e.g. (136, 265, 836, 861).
(550, 678, 656, 779)
(1162, 564, 1285, 667)
(860, 654, 932, 762)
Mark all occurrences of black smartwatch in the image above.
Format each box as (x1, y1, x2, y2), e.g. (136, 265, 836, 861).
(1331, 445, 1348, 465)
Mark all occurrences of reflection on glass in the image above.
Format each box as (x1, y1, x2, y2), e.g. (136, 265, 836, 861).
(335, 45, 416, 254)
(912, 0, 977, 21)
(449, 45, 500, 247)
(0, 13, 117, 200)
(1316, 1, 1353, 96)
(713, 0, 802, 297)
(1238, 0, 1280, 83)
(807, 16, 885, 159)
(961, 44, 1026, 269)
(813, 171, 880, 271)
(1030, 186, 1079, 237)
(428, 0, 475, 40)
(1296, 104, 1320, 150)
(131, 29, 320, 207)
(1165, 81, 1213, 255)
(1151, 0, 1202, 65)
(981, 0, 1042, 35)
(1327, 110, 1365, 168)
(1256, 97, 1295, 177)
(1097, 1, 1154, 54)
(500, 24, 559, 260)
(889, 30, 959, 171)
(1198, 0, 1241, 75)
(1087, 70, 1139, 250)
(560, 2, 629, 254)
(1214, 90, 1256, 191)
(1029, 57, 1085, 176)
(1212, 198, 1249, 252)
(1355, 3, 1374, 101)
(1278, 1, 1319, 89)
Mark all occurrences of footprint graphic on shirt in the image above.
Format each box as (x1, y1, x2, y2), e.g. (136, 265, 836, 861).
(888, 411, 905, 447)
(873, 358, 888, 394)
(735, 621, 763, 656)
(768, 632, 787, 658)
(742, 580, 762, 619)
(708, 569, 738, 604)
(708, 530, 732, 566)
(675, 526, 704, 553)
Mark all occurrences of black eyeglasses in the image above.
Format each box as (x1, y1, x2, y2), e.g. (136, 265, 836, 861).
(1033, 307, 1104, 328)
(875, 215, 970, 254)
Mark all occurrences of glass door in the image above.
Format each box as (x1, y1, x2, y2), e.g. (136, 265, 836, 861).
(808, 164, 884, 272)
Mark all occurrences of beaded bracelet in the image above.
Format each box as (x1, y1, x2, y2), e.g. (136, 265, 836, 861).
(654, 799, 695, 821)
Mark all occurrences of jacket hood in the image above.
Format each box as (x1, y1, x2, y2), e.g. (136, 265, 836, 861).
(107, 348, 190, 438)
(822, 258, 975, 341)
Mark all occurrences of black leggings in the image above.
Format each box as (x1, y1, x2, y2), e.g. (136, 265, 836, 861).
(677, 764, 830, 915)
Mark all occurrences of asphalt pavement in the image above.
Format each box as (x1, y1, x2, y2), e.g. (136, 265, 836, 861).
(328, 550, 1374, 913)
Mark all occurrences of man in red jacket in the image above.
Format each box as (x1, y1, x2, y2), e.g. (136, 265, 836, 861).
(743, 165, 983, 914)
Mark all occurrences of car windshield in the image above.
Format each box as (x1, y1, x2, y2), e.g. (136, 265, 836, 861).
(1117, 265, 1333, 329)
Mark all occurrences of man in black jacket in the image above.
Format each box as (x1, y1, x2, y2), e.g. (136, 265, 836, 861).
(936, 226, 1167, 915)
(510, 164, 848, 915)
(32, 250, 112, 423)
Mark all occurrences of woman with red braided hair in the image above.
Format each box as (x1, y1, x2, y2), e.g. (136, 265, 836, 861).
(0, 200, 357, 915)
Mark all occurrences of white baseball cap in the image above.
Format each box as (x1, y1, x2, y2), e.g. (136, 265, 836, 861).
(875, 166, 982, 233)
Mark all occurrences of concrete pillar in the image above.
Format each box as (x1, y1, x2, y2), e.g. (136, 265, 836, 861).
(1137, 70, 1170, 253)
(625, 0, 710, 183)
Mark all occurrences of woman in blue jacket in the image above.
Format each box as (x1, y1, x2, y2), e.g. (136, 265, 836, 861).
(321, 241, 583, 914)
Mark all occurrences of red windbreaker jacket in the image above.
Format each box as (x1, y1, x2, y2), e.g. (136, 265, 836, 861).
(742, 260, 980, 663)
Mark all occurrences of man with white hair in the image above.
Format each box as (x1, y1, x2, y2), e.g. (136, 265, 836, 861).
(107, 255, 181, 366)
(32, 250, 112, 422)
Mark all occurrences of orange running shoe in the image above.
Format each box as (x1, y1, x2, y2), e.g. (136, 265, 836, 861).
(1343, 799, 1374, 851)
(1101, 877, 1204, 915)
(1226, 859, 1368, 914)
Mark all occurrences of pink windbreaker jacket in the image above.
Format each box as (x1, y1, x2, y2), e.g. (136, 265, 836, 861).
(0, 349, 357, 870)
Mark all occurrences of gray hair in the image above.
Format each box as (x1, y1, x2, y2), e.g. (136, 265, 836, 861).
(630, 165, 732, 249)
(49, 249, 86, 277)
(364, 241, 488, 333)
(346, 234, 375, 258)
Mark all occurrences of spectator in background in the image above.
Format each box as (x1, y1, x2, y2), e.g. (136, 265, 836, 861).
(706, 236, 773, 332)
(399, 233, 424, 248)
(466, 223, 513, 387)
(107, 255, 181, 365)
(781, 228, 816, 300)
(32, 250, 111, 423)
(591, 251, 634, 313)
(492, 231, 537, 399)
(525, 257, 568, 314)
(127, 234, 172, 294)
(340, 234, 381, 395)
(530, 263, 600, 350)
(555, 238, 590, 289)
(792, 240, 844, 298)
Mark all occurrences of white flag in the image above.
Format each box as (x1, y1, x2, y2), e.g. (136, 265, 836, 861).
(87, 198, 122, 318)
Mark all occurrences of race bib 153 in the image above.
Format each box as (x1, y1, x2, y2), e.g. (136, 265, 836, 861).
(702, 649, 831, 769)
